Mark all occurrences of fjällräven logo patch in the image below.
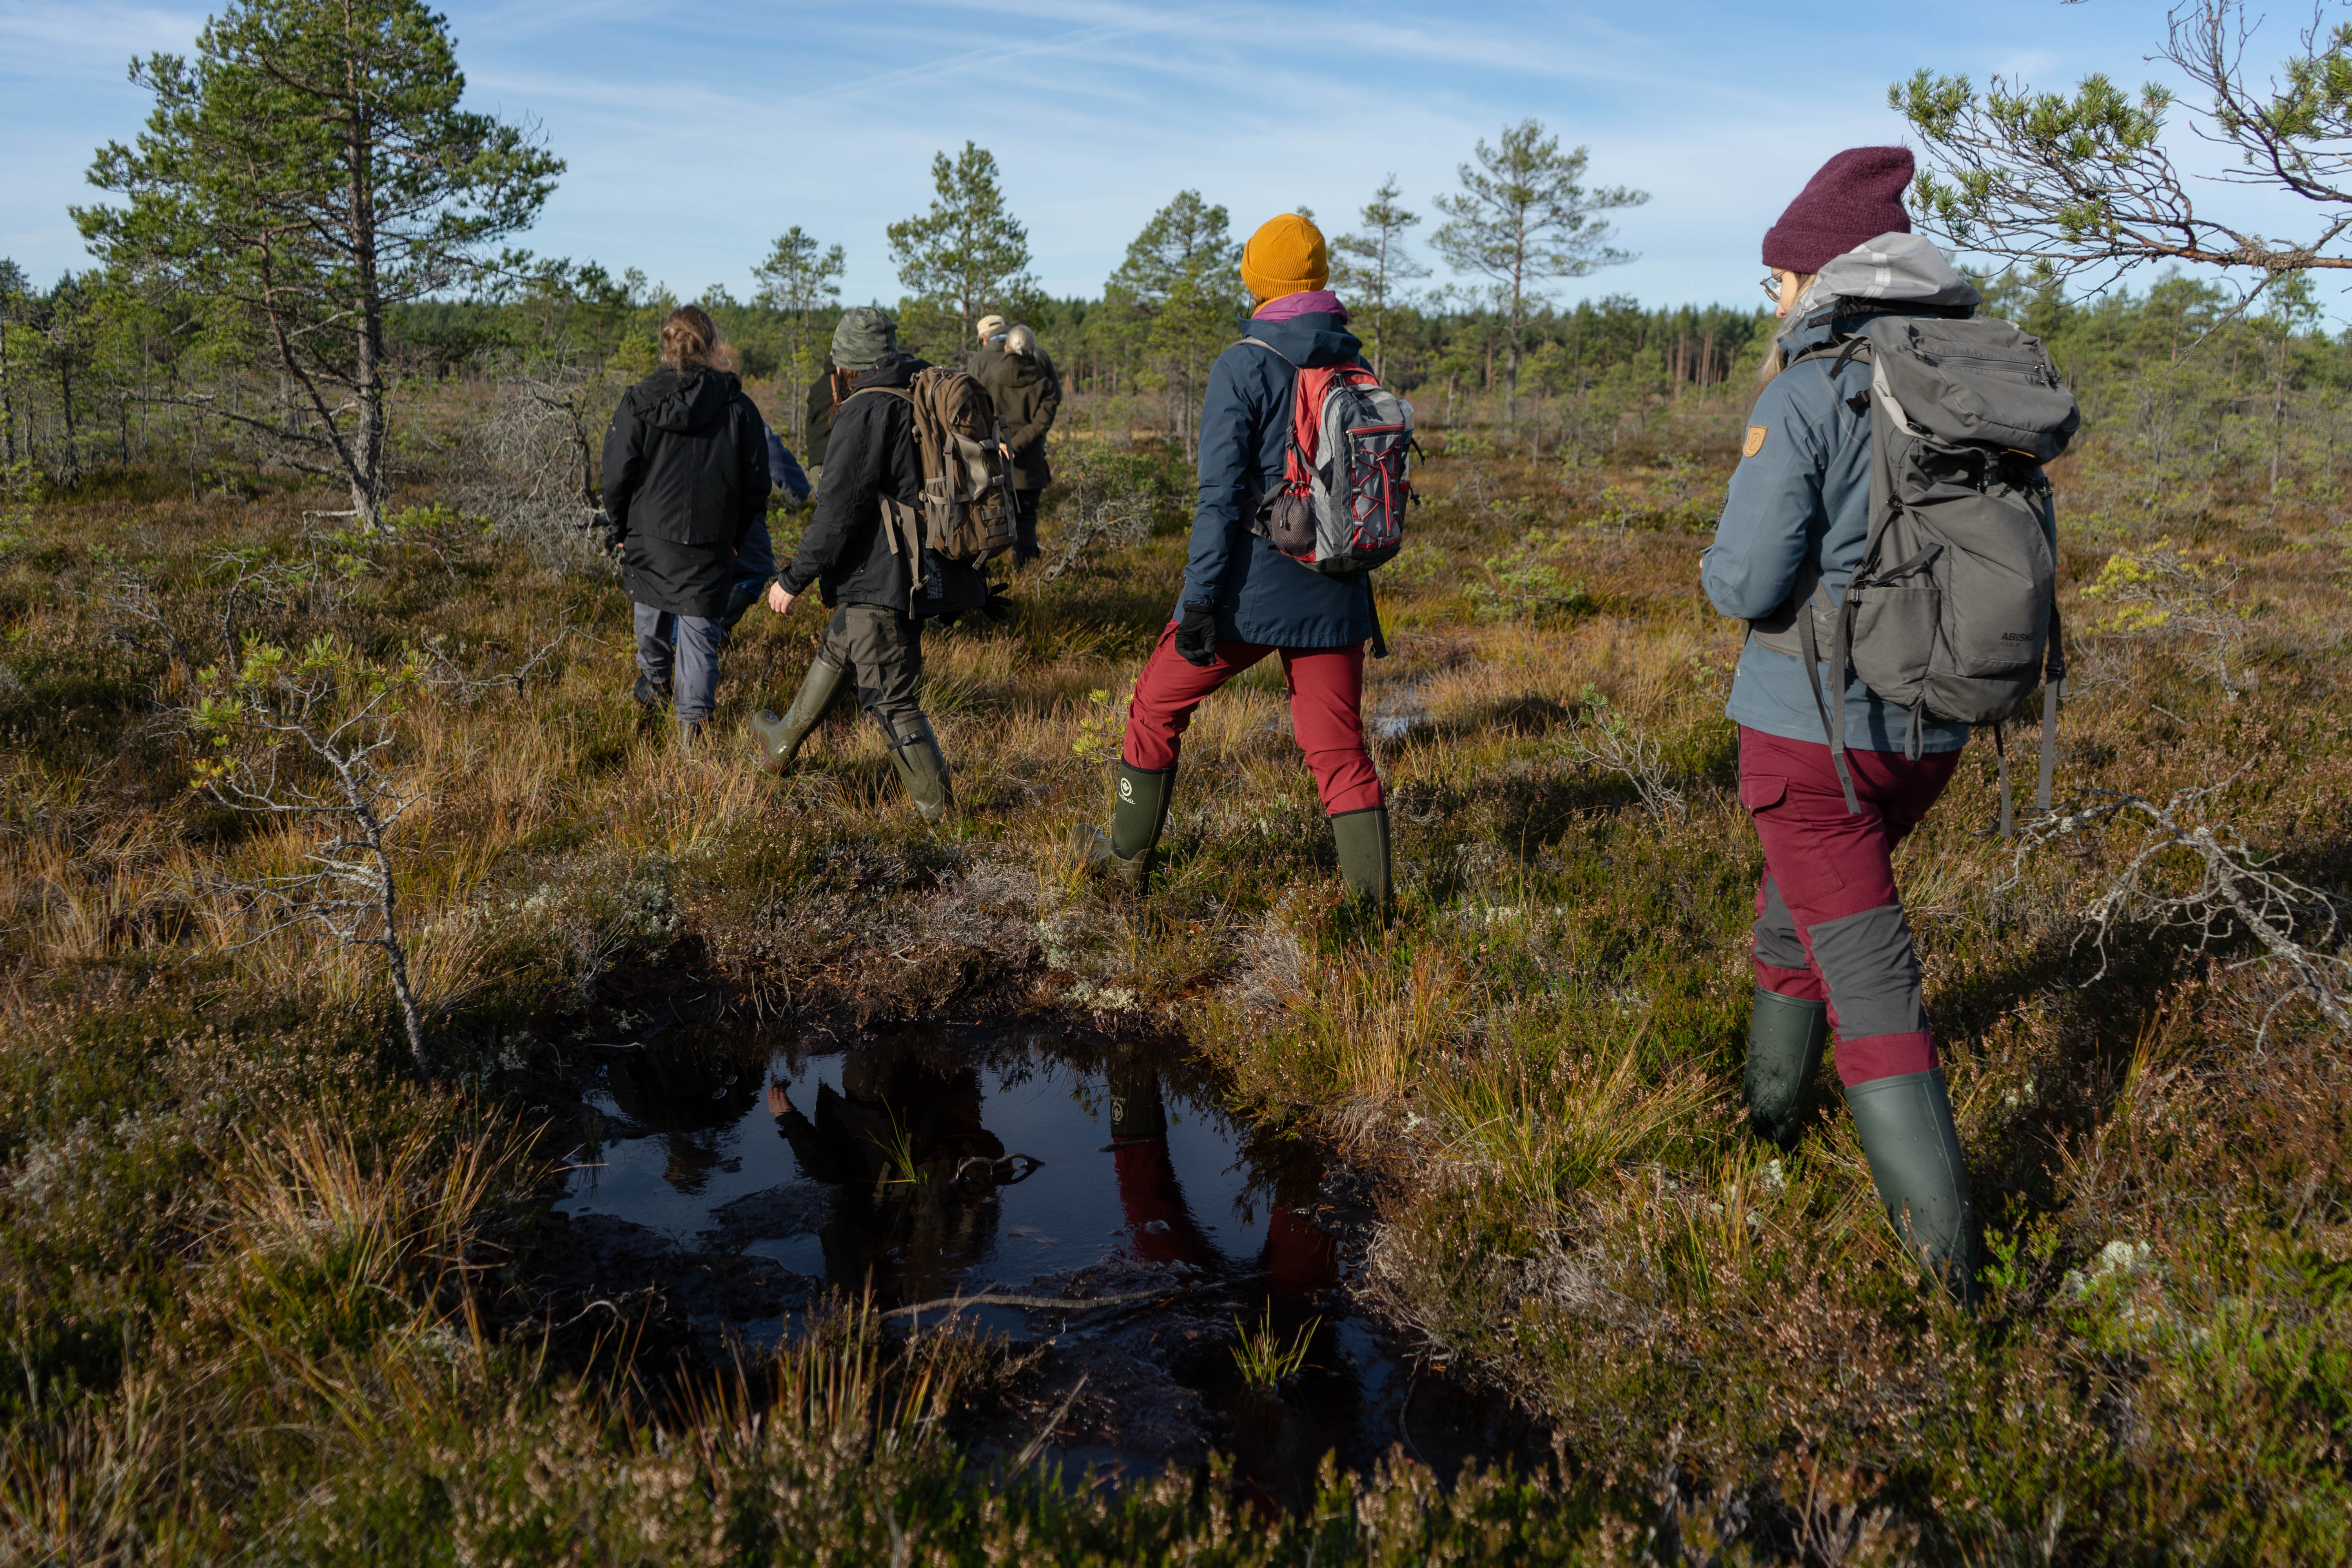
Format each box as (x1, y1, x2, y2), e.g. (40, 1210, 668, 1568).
(1743, 425, 1768, 457)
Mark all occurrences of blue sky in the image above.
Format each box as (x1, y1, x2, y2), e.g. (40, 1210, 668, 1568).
(0, 0, 2308, 311)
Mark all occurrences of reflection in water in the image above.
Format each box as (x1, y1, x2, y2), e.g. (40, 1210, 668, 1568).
(559, 1024, 1512, 1501)
(765, 1033, 1041, 1303)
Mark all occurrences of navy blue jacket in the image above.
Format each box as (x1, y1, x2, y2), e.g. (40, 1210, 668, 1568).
(1702, 311, 1976, 754)
(1179, 312, 1376, 648)
(765, 432, 811, 502)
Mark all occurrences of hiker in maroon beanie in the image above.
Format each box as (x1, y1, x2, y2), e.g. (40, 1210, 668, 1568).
(1702, 146, 2027, 1303)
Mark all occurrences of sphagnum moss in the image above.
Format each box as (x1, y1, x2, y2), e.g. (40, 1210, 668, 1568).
(1, 376, 2348, 1561)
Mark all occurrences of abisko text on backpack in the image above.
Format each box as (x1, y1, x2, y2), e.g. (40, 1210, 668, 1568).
(1238, 339, 1414, 576)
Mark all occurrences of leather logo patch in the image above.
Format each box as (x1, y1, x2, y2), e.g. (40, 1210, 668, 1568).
(1743, 424, 1768, 457)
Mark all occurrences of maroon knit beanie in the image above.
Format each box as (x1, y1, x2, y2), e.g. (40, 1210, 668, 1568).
(1762, 147, 1915, 274)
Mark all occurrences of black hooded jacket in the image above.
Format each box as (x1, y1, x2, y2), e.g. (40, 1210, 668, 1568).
(776, 354, 928, 611)
(602, 367, 771, 618)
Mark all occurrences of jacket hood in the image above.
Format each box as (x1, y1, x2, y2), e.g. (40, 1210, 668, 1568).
(850, 352, 926, 392)
(1243, 311, 1361, 368)
(634, 367, 742, 434)
(997, 350, 1053, 388)
(1780, 232, 1979, 347)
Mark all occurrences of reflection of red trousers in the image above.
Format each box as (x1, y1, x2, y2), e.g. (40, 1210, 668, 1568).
(1739, 727, 1959, 1087)
(1122, 621, 1382, 815)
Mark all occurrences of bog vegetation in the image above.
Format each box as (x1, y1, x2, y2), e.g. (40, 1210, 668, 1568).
(4, 0, 2352, 1562)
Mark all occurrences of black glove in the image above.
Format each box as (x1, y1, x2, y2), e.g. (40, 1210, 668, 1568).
(981, 585, 1015, 623)
(596, 512, 624, 558)
(1175, 603, 1221, 668)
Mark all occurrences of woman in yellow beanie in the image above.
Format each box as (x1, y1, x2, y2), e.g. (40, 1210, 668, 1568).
(1080, 213, 1392, 907)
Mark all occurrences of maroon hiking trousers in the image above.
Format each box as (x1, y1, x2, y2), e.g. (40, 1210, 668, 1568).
(1121, 621, 1383, 816)
(1739, 726, 1961, 1088)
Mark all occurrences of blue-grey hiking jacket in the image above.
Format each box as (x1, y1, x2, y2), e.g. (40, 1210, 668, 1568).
(1703, 309, 1976, 755)
(1178, 312, 1377, 648)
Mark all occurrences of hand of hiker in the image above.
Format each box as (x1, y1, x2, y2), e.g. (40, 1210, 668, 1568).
(767, 582, 795, 617)
(1175, 604, 1220, 668)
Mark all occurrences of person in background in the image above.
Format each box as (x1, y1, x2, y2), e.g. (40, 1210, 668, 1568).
(749, 305, 963, 822)
(968, 313, 1007, 373)
(600, 304, 771, 754)
(802, 339, 858, 481)
(974, 324, 1060, 569)
(717, 431, 811, 637)
(1702, 146, 1994, 1301)
(1077, 213, 1390, 906)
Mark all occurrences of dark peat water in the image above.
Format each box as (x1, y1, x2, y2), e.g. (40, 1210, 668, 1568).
(544, 1020, 1523, 1500)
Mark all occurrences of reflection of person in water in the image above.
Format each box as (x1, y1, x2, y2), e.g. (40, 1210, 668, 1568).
(1106, 1051, 1339, 1296)
(767, 1030, 1029, 1300)
(603, 1043, 762, 1196)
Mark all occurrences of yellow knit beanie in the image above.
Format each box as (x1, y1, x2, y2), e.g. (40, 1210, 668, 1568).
(1239, 213, 1328, 303)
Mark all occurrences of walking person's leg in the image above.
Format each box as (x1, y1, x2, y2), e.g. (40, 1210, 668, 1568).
(1085, 622, 1271, 890)
(1739, 726, 1975, 1297)
(1745, 873, 1831, 1146)
(671, 614, 725, 753)
(752, 606, 851, 773)
(1279, 643, 1388, 906)
(840, 606, 951, 822)
(633, 603, 676, 710)
(1013, 489, 1042, 568)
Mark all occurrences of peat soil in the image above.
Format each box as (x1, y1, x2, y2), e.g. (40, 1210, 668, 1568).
(521, 1007, 1533, 1504)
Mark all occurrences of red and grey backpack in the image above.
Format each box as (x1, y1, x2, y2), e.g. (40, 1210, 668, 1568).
(1238, 338, 1415, 575)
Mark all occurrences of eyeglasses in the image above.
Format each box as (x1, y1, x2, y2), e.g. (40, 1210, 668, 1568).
(1760, 274, 1783, 301)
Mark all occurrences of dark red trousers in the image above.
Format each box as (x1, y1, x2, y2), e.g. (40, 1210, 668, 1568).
(1121, 621, 1383, 816)
(1739, 726, 1960, 1088)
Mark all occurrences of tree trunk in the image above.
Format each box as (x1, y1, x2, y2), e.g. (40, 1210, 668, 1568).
(346, 33, 387, 531)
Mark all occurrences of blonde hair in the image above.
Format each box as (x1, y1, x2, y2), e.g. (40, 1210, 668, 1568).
(1752, 270, 1820, 396)
(660, 305, 740, 372)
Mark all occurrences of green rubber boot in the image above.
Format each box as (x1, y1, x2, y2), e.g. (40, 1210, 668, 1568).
(1077, 764, 1176, 893)
(886, 714, 955, 823)
(750, 659, 847, 774)
(1330, 807, 1392, 909)
(1744, 987, 1830, 1148)
(1846, 1069, 1979, 1305)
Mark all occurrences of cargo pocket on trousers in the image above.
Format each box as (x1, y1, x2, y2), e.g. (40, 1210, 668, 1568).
(1739, 774, 1789, 814)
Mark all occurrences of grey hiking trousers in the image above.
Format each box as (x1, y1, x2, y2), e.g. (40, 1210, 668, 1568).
(635, 603, 726, 725)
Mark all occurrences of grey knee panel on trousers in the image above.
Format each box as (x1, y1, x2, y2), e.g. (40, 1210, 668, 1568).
(1752, 877, 1810, 971)
(1807, 902, 1927, 1038)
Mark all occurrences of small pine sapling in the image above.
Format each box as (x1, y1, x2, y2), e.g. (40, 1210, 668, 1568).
(189, 636, 431, 1070)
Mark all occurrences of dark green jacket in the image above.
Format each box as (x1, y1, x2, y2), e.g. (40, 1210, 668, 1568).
(976, 349, 1060, 490)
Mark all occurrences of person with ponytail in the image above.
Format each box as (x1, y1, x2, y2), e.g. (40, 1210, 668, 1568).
(600, 305, 775, 752)
(1703, 147, 1994, 1301)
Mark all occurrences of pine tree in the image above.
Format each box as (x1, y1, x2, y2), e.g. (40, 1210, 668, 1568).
(78, 0, 561, 529)
(1432, 121, 1645, 426)
(1332, 176, 1429, 381)
(1106, 192, 1241, 460)
(753, 227, 845, 442)
(886, 143, 1035, 353)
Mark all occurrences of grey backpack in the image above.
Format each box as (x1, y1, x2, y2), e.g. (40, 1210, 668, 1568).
(1756, 314, 2080, 826)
